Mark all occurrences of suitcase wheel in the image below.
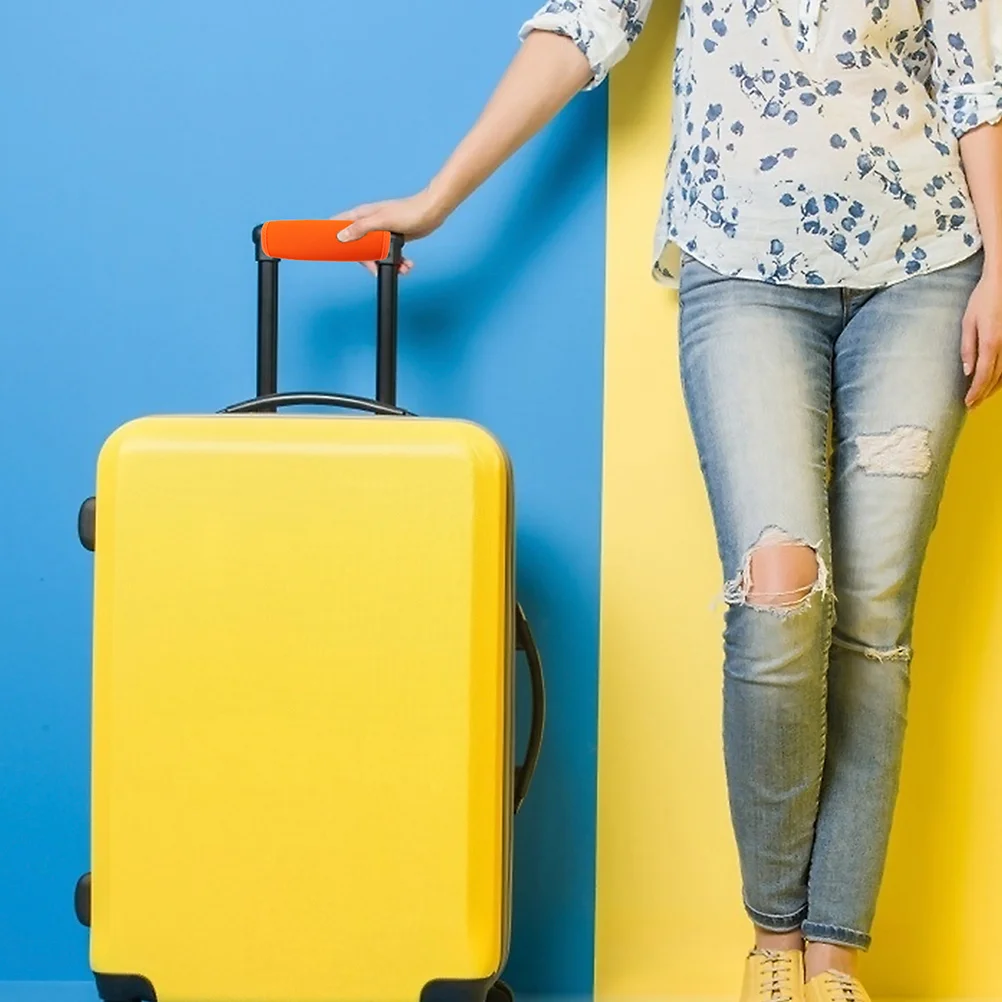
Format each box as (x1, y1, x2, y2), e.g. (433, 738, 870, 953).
(487, 981, 514, 1002)
(78, 497, 96, 552)
(74, 872, 91, 927)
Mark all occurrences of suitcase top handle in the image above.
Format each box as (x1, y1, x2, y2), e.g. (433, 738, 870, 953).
(256, 219, 399, 264)
(221, 391, 410, 417)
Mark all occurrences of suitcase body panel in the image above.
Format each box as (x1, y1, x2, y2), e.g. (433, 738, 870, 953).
(89, 413, 514, 1002)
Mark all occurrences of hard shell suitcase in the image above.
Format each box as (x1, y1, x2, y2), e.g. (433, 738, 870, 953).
(74, 220, 545, 1002)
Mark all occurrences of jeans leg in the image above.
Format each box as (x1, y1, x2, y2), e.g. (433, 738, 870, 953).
(804, 250, 982, 950)
(677, 258, 841, 931)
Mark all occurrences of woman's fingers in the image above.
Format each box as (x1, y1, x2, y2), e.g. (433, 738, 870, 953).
(360, 258, 413, 277)
(961, 310, 978, 377)
(336, 215, 375, 243)
(984, 353, 1002, 402)
(965, 319, 1002, 407)
(331, 201, 419, 274)
(332, 204, 386, 243)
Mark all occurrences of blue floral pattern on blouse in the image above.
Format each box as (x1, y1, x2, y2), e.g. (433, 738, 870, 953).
(520, 0, 1002, 287)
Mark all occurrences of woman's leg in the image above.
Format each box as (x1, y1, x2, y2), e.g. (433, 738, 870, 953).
(803, 250, 983, 974)
(677, 257, 841, 954)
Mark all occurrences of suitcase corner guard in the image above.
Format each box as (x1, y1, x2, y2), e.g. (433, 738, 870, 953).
(94, 973, 158, 1002)
(421, 976, 502, 1002)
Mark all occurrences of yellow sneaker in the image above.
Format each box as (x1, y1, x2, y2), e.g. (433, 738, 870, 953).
(805, 970, 872, 1002)
(739, 949, 805, 1002)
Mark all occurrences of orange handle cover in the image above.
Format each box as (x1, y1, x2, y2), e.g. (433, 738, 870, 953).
(259, 220, 392, 263)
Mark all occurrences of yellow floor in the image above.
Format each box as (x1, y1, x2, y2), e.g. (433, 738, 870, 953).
(596, 3, 1002, 999)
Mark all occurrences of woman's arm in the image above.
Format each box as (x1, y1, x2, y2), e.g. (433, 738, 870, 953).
(960, 120, 1002, 407)
(335, 30, 593, 259)
(920, 0, 1002, 405)
(960, 123, 1002, 274)
(335, 1, 656, 268)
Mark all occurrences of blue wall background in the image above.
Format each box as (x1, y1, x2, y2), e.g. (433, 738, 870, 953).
(0, 1, 608, 994)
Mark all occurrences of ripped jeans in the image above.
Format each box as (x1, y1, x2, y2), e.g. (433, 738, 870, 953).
(677, 248, 982, 950)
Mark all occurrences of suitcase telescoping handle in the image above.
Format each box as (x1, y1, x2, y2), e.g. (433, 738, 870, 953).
(251, 219, 405, 409)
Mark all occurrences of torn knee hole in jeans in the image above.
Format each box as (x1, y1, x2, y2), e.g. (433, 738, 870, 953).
(831, 636, 912, 663)
(856, 425, 932, 478)
(723, 526, 829, 616)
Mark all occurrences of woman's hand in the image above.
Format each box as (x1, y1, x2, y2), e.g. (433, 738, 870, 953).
(333, 189, 449, 276)
(961, 267, 1002, 408)
(957, 122, 1002, 409)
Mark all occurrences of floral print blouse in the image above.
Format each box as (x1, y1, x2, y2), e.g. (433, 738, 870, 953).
(520, 0, 1002, 287)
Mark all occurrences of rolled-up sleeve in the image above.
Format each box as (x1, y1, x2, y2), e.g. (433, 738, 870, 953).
(921, 0, 1002, 137)
(519, 0, 654, 90)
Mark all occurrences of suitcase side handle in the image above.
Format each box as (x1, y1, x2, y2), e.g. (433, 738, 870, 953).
(514, 604, 545, 814)
(252, 223, 405, 412)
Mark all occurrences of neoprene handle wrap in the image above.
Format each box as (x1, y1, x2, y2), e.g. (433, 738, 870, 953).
(260, 220, 391, 262)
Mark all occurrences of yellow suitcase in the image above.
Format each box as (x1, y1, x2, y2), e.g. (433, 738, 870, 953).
(73, 221, 545, 1002)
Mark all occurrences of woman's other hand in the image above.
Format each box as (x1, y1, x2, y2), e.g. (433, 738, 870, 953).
(958, 122, 1002, 409)
(961, 268, 1002, 408)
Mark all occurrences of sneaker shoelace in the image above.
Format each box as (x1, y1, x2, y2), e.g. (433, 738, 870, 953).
(826, 971, 862, 1002)
(757, 951, 794, 1002)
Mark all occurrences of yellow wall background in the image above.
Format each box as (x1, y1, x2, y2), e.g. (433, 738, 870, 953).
(596, 2, 1002, 999)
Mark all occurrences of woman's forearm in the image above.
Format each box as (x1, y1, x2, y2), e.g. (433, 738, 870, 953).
(960, 120, 1002, 276)
(425, 30, 593, 217)
(336, 30, 594, 249)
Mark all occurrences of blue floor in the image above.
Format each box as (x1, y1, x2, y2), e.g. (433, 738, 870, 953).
(0, 986, 98, 1001)
(0, 990, 581, 1002)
